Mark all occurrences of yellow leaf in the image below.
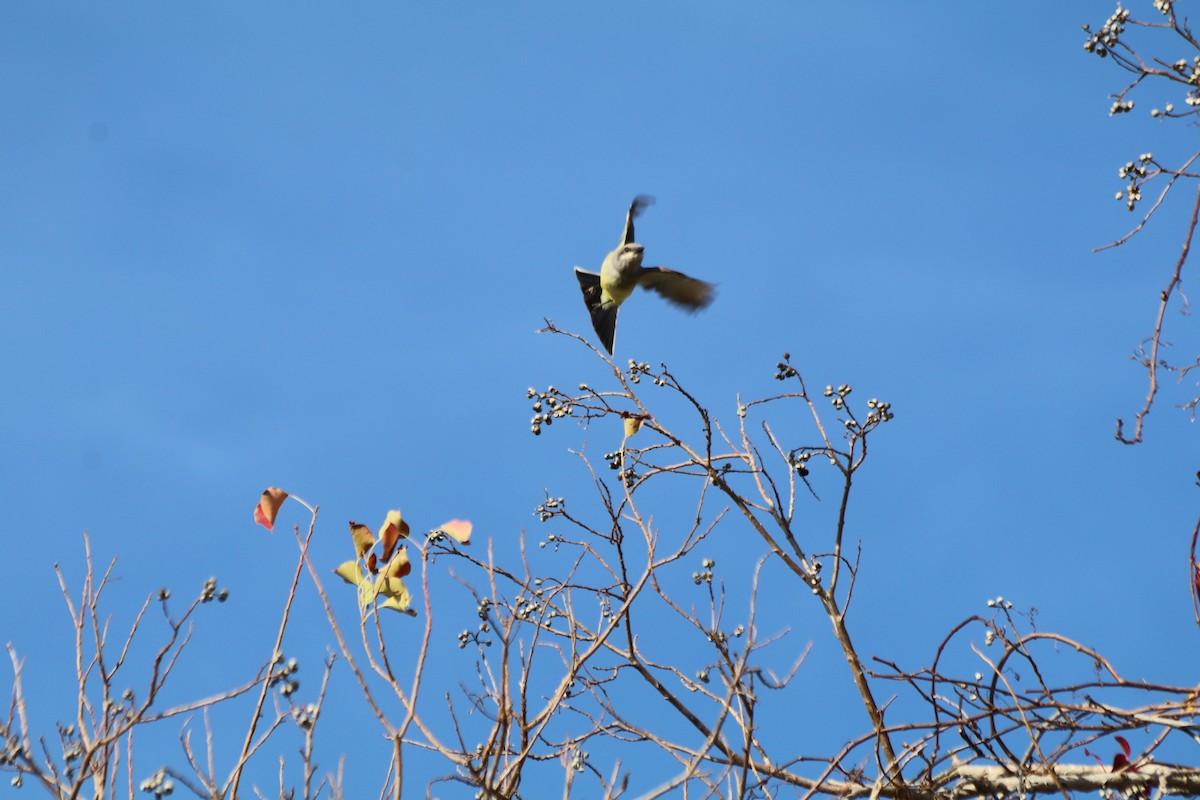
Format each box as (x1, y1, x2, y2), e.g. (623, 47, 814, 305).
(376, 577, 415, 614)
(359, 575, 409, 606)
(374, 575, 408, 598)
(379, 594, 417, 616)
(378, 510, 410, 561)
(358, 581, 378, 605)
(623, 416, 643, 438)
(439, 519, 472, 545)
(348, 521, 376, 558)
(333, 561, 365, 587)
(254, 487, 289, 531)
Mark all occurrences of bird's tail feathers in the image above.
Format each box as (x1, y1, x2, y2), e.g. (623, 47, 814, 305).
(589, 303, 618, 355)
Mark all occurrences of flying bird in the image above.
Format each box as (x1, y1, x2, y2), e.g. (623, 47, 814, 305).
(573, 196, 714, 355)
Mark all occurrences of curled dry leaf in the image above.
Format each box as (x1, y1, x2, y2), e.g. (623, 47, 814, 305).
(335, 509, 426, 618)
(383, 546, 412, 579)
(254, 487, 289, 531)
(440, 519, 472, 545)
(378, 509, 410, 561)
(349, 522, 375, 558)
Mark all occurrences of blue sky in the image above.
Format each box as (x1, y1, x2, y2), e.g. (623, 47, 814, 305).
(2, 3, 1198, 796)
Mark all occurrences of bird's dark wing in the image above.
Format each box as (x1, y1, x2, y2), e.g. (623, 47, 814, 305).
(574, 267, 603, 312)
(575, 267, 618, 354)
(639, 267, 716, 311)
(621, 195, 655, 247)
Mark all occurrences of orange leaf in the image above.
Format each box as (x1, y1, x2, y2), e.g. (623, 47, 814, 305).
(383, 546, 412, 579)
(378, 510, 410, 561)
(349, 521, 376, 558)
(254, 487, 289, 531)
(440, 519, 472, 545)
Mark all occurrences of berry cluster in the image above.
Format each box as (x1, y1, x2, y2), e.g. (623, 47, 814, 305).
(805, 559, 824, 595)
(1082, 8, 1130, 60)
(823, 384, 895, 430)
(457, 598, 493, 649)
(627, 358, 674, 387)
(774, 352, 798, 381)
(534, 496, 565, 523)
(864, 397, 895, 426)
(200, 575, 229, 603)
(1164, 55, 1200, 110)
(527, 385, 572, 436)
(789, 451, 812, 478)
(291, 703, 320, 730)
(824, 383, 853, 410)
(139, 768, 175, 798)
(512, 581, 548, 621)
(1115, 153, 1154, 211)
(268, 654, 300, 697)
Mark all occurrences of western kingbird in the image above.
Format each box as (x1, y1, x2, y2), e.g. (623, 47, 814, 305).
(573, 196, 715, 355)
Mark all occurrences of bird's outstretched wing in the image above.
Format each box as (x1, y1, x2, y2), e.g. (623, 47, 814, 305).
(574, 267, 619, 354)
(574, 267, 603, 310)
(621, 195, 655, 246)
(638, 267, 716, 311)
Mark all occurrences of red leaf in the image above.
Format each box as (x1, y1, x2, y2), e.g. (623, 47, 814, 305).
(1112, 736, 1136, 772)
(254, 487, 289, 531)
(1115, 736, 1132, 759)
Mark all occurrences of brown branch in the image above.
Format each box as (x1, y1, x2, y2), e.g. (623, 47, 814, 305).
(226, 511, 317, 799)
(1116, 181, 1200, 444)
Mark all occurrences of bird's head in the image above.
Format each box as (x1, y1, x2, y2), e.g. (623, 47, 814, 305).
(617, 243, 644, 268)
